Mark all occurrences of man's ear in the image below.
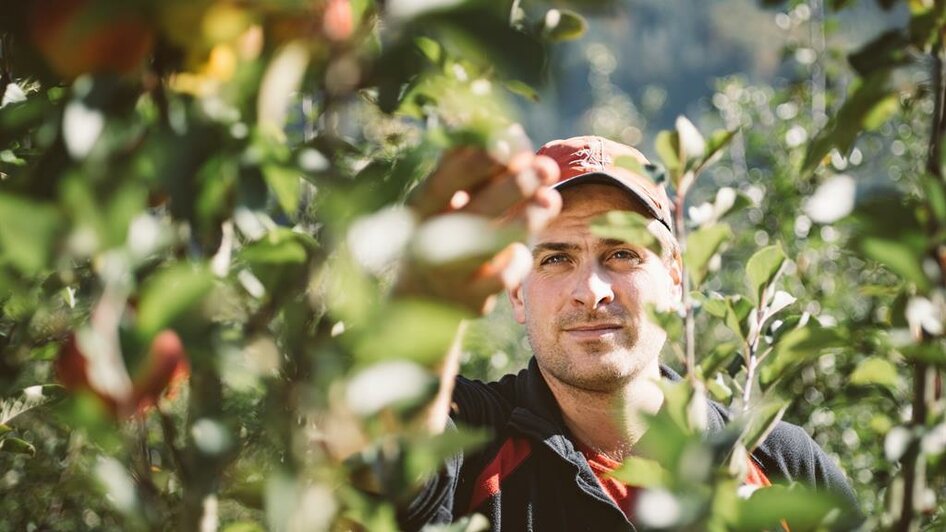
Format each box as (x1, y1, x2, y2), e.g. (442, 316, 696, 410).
(508, 284, 527, 324)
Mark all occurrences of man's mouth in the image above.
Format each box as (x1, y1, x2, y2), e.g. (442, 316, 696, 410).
(563, 322, 623, 338)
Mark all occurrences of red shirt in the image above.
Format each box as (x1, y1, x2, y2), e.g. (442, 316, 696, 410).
(577, 443, 773, 523)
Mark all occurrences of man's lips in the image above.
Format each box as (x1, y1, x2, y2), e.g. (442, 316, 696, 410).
(563, 323, 623, 334)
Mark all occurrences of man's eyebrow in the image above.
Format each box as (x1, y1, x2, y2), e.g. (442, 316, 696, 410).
(532, 242, 579, 256)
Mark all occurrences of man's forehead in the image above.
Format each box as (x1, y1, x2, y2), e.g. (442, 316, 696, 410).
(556, 182, 653, 217)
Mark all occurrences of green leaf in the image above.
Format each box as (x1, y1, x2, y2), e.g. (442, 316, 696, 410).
(352, 300, 468, 366)
(137, 264, 215, 336)
(741, 400, 789, 452)
(0, 424, 11, 437)
(609, 456, 671, 488)
(1, 384, 66, 425)
(684, 223, 732, 287)
(850, 357, 901, 389)
(504, 80, 540, 102)
(0, 436, 36, 456)
(541, 9, 587, 41)
(645, 303, 682, 341)
(655, 130, 682, 183)
(759, 324, 846, 389)
(848, 30, 911, 77)
(859, 237, 929, 290)
(263, 164, 301, 216)
(702, 128, 738, 165)
(406, 425, 491, 479)
(0, 194, 62, 273)
(802, 72, 893, 175)
(735, 484, 849, 531)
(698, 342, 739, 378)
(590, 211, 661, 256)
(724, 295, 754, 340)
(746, 244, 786, 305)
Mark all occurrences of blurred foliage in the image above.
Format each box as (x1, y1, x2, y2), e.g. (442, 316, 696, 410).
(1, 0, 946, 531)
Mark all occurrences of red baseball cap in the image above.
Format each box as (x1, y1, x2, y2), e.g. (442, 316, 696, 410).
(536, 135, 674, 233)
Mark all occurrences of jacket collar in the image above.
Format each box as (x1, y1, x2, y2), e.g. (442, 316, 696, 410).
(507, 357, 728, 451)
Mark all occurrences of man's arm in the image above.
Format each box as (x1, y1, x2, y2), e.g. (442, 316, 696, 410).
(396, 144, 561, 434)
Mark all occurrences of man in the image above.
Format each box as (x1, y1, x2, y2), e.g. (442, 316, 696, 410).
(397, 135, 858, 530)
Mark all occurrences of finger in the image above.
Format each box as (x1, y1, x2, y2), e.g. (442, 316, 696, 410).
(461, 152, 543, 217)
(471, 242, 533, 291)
(523, 186, 562, 233)
(409, 147, 504, 218)
(501, 185, 563, 234)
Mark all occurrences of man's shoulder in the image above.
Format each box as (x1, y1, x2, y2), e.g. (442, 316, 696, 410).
(451, 370, 526, 427)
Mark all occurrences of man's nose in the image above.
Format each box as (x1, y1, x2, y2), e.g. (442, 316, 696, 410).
(571, 263, 614, 309)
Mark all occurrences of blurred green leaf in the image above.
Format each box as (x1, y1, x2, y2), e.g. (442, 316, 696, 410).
(0, 436, 36, 456)
(859, 237, 929, 290)
(0, 193, 62, 273)
(407, 425, 490, 479)
(504, 80, 540, 102)
(850, 357, 901, 389)
(263, 164, 301, 216)
(741, 400, 789, 452)
(759, 324, 847, 389)
(700, 128, 737, 168)
(137, 264, 215, 336)
(685, 223, 732, 287)
(734, 484, 847, 531)
(591, 210, 660, 256)
(540, 9, 587, 41)
(803, 72, 893, 175)
(609, 456, 671, 488)
(352, 299, 468, 366)
(746, 244, 785, 305)
(848, 30, 911, 77)
(0, 424, 11, 437)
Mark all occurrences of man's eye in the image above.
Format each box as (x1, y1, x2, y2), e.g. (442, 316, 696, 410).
(540, 254, 569, 266)
(610, 250, 641, 262)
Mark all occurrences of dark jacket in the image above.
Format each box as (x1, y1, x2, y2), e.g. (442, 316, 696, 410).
(403, 358, 860, 531)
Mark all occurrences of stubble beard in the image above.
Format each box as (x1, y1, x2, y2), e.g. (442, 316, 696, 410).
(526, 307, 658, 394)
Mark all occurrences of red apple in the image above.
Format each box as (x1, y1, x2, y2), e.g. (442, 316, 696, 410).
(29, 0, 154, 79)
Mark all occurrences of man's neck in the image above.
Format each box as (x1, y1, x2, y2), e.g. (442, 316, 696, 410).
(539, 358, 664, 463)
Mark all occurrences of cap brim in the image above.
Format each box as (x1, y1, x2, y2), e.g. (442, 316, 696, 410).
(552, 171, 672, 233)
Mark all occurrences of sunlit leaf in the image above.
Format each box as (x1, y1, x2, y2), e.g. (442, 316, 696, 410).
(746, 244, 785, 305)
(685, 223, 732, 287)
(137, 264, 215, 336)
(735, 484, 848, 531)
(655, 130, 682, 182)
(590, 210, 660, 256)
(351, 299, 468, 366)
(258, 41, 310, 136)
(850, 357, 901, 389)
(263, 164, 301, 216)
(609, 456, 671, 488)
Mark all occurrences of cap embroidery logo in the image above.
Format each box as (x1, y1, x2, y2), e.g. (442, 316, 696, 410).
(573, 137, 611, 172)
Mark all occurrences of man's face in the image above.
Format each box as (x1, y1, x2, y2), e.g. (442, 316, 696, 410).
(509, 183, 681, 393)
